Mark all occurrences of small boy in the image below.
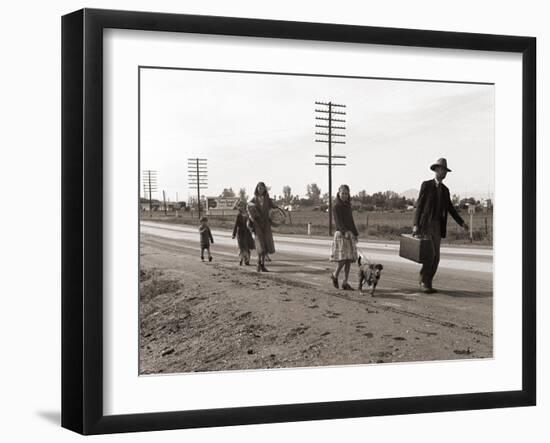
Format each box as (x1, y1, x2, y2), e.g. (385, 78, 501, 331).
(199, 217, 214, 262)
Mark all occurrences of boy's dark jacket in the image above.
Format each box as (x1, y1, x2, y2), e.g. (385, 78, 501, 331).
(414, 179, 464, 238)
(199, 226, 214, 245)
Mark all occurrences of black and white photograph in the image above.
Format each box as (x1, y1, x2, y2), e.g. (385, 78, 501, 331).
(138, 67, 494, 374)
(2, 0, 544, 440)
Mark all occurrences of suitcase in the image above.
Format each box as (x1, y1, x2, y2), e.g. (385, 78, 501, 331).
(399, 234, 432, 263)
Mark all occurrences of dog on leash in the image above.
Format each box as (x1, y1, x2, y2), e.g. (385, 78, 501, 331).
(357, 254, 384, 295)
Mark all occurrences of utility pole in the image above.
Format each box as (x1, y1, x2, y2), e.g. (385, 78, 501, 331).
(188, 158, 208, 219)
(315, 101, 347, 236)
(468, 204, 475, 242)
(162, 190, 167, 216)
(142, 170, 157, 217)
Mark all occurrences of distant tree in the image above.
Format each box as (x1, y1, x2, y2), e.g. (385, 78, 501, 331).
(357, 190, 368, 201)
(306, 183, 322, 203)
(385, 196, 404, 210)
(220, 187, 236, 198)
(188, 196, 198, 210)
(459, 197, 478, 209)
(352, 190, 374, 208)
(282, 185, 292, 204)
(372, 192, 386, 208)
(383, 190, 400, 200)
(380, 190, 405, 210)
(238, 187, 247, 202)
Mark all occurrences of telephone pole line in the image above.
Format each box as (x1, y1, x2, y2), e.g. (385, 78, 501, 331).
(315, 101, 347, 236)
(142, 170, 157, 217)
(188, 158, 208, 219)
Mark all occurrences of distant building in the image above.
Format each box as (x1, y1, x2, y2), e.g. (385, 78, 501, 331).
(141, 200, 161, 211)
(206, 196, 240, 216)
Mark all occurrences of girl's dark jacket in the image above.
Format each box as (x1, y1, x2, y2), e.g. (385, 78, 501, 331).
(232, 212, 255, 251)
(332, 195, 358, 236)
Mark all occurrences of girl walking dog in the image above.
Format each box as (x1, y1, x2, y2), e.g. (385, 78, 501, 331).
(330, 184, 359, 290)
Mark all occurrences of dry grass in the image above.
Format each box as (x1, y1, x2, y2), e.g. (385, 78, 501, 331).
(142, 209, 493, 244)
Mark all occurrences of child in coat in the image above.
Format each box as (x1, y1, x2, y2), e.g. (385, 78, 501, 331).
(232, 202, 255, 265)
(199, 217, 214, 262)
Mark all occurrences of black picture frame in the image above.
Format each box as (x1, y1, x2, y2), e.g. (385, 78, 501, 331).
(62, 8, 536, 435)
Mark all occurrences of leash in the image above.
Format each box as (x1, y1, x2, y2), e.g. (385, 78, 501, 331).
(356, 245, 373, 265)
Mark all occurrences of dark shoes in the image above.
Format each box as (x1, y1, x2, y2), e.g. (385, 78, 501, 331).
(330, 275, 352, 290)
(208, 256, 213, 262)
(420, 283, 437, 294)
(257, 263, 268, 272)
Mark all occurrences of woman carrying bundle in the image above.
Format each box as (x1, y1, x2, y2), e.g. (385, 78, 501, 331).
(247, 181, 276, 272)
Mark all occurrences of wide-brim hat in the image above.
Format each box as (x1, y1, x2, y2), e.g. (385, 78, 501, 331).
(430, 158, 452, 172)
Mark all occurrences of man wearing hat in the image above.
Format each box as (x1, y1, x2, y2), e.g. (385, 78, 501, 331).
(413, 158, 469, 293)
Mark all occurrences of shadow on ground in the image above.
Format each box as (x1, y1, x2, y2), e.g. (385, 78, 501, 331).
(371, 288, 492, 299)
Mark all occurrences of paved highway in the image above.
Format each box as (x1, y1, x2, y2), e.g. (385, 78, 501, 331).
(139, 221, 494, 369)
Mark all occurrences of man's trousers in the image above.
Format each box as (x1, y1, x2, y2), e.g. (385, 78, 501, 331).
(420, 219, 442, 287)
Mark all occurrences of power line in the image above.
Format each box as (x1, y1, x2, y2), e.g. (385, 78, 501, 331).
(188, 158, 208, 219)
(314, 101, 347, 236)
(142, 170, 157, 217)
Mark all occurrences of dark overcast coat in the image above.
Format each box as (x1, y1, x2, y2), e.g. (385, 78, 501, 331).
(414, 179, 464, 238)
(247, 196, 275, 255)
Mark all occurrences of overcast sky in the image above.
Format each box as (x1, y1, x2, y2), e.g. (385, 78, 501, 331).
(140, 67, 494, 202)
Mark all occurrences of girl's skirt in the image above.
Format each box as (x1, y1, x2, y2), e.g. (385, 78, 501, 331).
(330, 231, 358, 262)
